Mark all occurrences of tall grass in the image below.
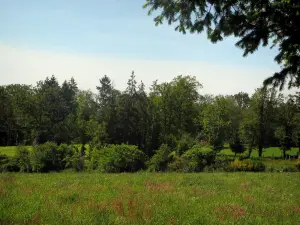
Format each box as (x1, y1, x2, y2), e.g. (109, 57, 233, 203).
(1, 173, 300, 224)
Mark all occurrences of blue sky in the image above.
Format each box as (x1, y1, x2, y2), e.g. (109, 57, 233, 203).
(0, 0, 283, 94)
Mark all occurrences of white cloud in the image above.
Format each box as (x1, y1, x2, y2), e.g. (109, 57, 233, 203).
(0, 43, 285, 95)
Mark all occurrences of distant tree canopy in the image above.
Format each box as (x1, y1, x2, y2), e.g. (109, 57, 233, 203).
(1, 73, 300, 158)
(143, 0, 300, 89)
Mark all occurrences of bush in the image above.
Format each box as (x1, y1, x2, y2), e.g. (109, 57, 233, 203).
(205, 156, 233, 172)
(15, 146, 31, 172)
(226, 159, 265, 172)
(175, 133, 196, 155)
(282, 166, 298, 172)
(57, 144, 75, 169)
(85, 148, 102, 171)
(229, 140, 245, 156)
(30, 142, 60, 172)
(181, 145, 216, 172)
(168, 156, 188, 172)
(98, 144, 146, 173)
(63, 145, 85, 171)
(267, 165, 298, 173)
(0, 154, 19, 172)
(148, 144, 172, 172)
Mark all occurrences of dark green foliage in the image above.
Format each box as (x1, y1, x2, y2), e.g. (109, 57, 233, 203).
(175, 133, 196, 155)
(281, 166, 298, 172)
(167, 156, 188, 172)
(212, 137, 224, 152)
(1, 71, 300, 173)
(65, 152, 85, 172)
(182, 145, 216, 172)
(15, 146, 31, 172)
(229, 139, 245, 156)
(0, 154, 19, 172)
(30, 142, 60, 172)
(57, 144, 75, 169)
(148, 144, 172, 172)
(144, 0, 300, 89)
(98, 144, 146, 173)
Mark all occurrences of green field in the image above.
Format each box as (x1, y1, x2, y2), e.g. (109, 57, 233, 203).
(218, 147, 299, 158)
(1, 173, 300, 225)
(0, 146, 33, 157)
(0, 146, 19, 157)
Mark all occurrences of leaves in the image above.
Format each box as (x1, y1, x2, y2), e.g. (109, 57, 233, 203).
(144, 0, 300, 89)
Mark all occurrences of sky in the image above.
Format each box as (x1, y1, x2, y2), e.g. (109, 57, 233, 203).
(0, 0, 286, 95)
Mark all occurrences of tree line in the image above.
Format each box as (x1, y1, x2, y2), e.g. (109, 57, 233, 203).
(1, 72, 300, 158)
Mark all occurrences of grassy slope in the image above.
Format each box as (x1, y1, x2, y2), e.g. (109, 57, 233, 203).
(0, 146, 34, 157)
(0, 146, 18, 157)
(1, 173, 300, 225)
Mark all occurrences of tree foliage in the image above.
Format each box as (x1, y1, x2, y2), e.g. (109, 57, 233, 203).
(143, 0, 300, 89)
(1, 72, 300, 163)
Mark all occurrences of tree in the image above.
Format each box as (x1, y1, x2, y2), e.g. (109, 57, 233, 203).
(201, 96, 234, 150)
(275, 94, 299, 158)
(144, 0, 300, 89)
(150, 75, 201, 141)
(96, 75, 120, 144)
(240, 105, 258, 157)
(0, 84, 33, 145)
(240, 87, 278, 157)
(113, 71, 150, 152)
(75, 90, 98, 154)
(294, 92, 300, 155)
(229, 138, 245, 159)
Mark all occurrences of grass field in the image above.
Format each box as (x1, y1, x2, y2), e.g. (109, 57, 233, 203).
(0, 146, 33, 157)
(218, 147, 299, 158)
(1, 173, 300, 224)
(0, 146, 19, 157)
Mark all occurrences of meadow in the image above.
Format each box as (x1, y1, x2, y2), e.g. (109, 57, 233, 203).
(1, 172, 300, 225)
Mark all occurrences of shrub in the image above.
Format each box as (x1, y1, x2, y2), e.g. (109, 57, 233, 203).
(267, 165, 298, 172)
(0, 154, 19, 172)
(57, 144, 75, 169)
(181, 145, 216, 172)
(64, 145, 85, 171)
(85, 148, 102, 171)
(282, 166, 298, 172)
(148, 144, 172, 172)
(229, 140, 245, 156)
(66, 153, 85, 172)
(212, 136, 224, 151)
(226, 159, 265, 172)
(206, 156, 232, 172)
(175, 133, 196, 155)
(15, 146, 31, 172)
(30, 142, 60, 172)
(168, 156, 188, 172)
(98, 144, 146, 173)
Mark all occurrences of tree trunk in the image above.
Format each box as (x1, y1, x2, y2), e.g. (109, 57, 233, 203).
(258, 144, 263, 158)
(298, 135, 300, 157)
(283, 150, 286, 159)
(248, 135, 254, 158)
